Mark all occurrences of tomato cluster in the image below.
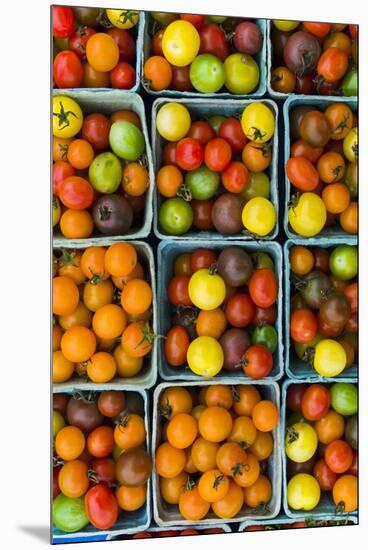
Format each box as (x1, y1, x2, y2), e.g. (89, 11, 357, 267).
(164, 246, 279, 379)
(289, 243, 358, 377)
(52, 390, 152, 532)
(120, 527, 226, 539)
(52, 95, 149, 239)
(52, 243, 154, 384)
(270, 20, 357, 96)
(156, 101, 277, 237)
(53, 6, 139, 89)
(155, 384, 278, 521)
(143, 13, 262, 94)
(243, 518, 354, 531)
(285, 382, 357, 514)
(287, 102, 358, 236)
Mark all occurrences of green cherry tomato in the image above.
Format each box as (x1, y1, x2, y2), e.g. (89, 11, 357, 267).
(53, 494, 89, 533)
(287, 473, 321, 511)
(224, 53, 260, 94)
(207, 115, 226, 135)
(159, 197, 193, 235)
(89, 152, 122, 194)
(185, 165, 220, 200)
(342, 67, 358, 97)
(240, 172, 270, 202)
(207, 15, 228, 23)
(109, 121, 145, 161)
(330, 383, 358, 416)
(294, 333, 323, 361)
(53, 410, 65, 438)
(285, 422, 318, 463)
(329, 245, 358, 281)
(343, 162, 358, 198)
(251, 324, 278, 353)
(190, 54, 226, 93)
(251, 252, 274, 271)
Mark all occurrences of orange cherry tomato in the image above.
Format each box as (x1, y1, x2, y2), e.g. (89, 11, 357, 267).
(242, 142, 272, 172)
(121, 279, 153, 316)
(290, 245, 314, 275)
(252, 400, 279, 432)
(144, 55, 173, 91)
(53, 275, 79, 316)
(322, 182, 351, 214)
(291, 140, 323, 164)
(243, 474, 272, 508)
(67, 139, 94, 169)
(87, 352, 117, 383)
(332, 474, 357, 512)
(317, 152, 345, 183)
(271, 66, 296, 93)
(55, 426, 85, 461)
(122, 162, 149, 197)
(232, 385, 261, 416)
(104, 243, 137, 278)
(286, 157, 319, 191)
(317, 47, 348, 81)
(157, 165, 183, 198)
(303, 22, 331, 36)
(87, 425, 115, 458)
(86, 33, 119, 72)
(60, 209, 94, 239)
(179, 484, 210, 521)
(339, 201, 357, 234)
(196, 308, 227, 339)
(121, 321, 153, 357)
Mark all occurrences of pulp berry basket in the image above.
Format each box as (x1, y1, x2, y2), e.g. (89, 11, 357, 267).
(283, 95, 358, 240)
(281, 378, 358, 521)
(52, 90, 154, 243)
(52, 386, 151, 543)
(284, 237, 358, 380)
(151, 380, 282, 527)
(141, 13, 267, 99)
(238, 513, 358, 531)
(152, 97, 279, 240)
(157, 239, 283, 381)
(52, 11, 145, 94)
(53, 239, 157, 389)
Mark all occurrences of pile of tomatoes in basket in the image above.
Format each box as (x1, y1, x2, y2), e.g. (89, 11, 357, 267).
(53, 390, 152, 532)
(289, 243, 357, 377)
(53, 243, 154, 383)
(156, 101, 277, 237)
(155, 384, 278, 520)
(144, 13, 263, 94)
(53, 6, 139, 89)
(287, 102, 358, 236)
(285, 382, 357, 514)
(52, 95, 148, 239)
(270, 20, 358, 96)
(165, 246, 279, 378)
(121, 527, 226, 539)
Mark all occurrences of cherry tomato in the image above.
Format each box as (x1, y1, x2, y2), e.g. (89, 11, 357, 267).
(219, 118, 248, 152)
(290, 309, 318, 344)
(165, 326, 191, 367)
(82, 113, 111, 150)
(171, 65, 194, 92)
(343, 283, 358, 313)
(222, 161, 249, 193)
(176, 138, 204, 171)
(53, 160, 76, 196)
(69, 26, 97, 58)
(300, 384, 330, 421)
(53, 51, 84, 88)
(190, 249, 217, 272)
(53, 6, 74, 38)
(85, 484, 118, 530)
(317, 48, 348, 82)
(204, 138, 232, 171)
(107, 28, 135, 62)
(225, 293, 255, 328)
(313, 458, 337, 491)
(325, 440, 353, 474)
(187, 121, 216, 146)
(291, 140, 323, 164)
(248, 269, 278, 308)
(199, 24, 229, 61)
(168, 275, 192, 306)
(253, 305, 277, 325)
(192, 199, 214, 230)
(180, 14, 206, 29)
(59, 176, 94, 210)
(286, 157, 319, 191)
(287, 384, 308, 412)
(110, 62, 136, 89)
(242, 344, 273, 379)
(303, 22, 331, 37)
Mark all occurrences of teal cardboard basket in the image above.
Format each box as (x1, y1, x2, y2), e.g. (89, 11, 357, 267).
(152, 381, 281, 527)
(239, 513, 358, 531)
(141, 14, 266, 99)
(152, 97, 279, 241)
(283, 95, 357, 239)
(53, 239, 157, 389)
(284, 237, 357, 380)
(52, 90, 154, 243)
(281, 378, 358, 521)
(52, 387, 151, 543)
(52, 11, 144, 94)
(157, 239, 283, 381)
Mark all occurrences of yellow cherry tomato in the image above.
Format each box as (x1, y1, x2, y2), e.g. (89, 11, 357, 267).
(53, 196, 61, 227)
(288, 192, 326, 237)
(188, 269, 226, 311)
(287, 473, 321, 511)
(187, 336, 224, 377)
(162, 20, 200, 67)
(314, 339, 347, 377)
(242, 197, 276, 236)
(343, 127, 358, 162)
(241, 103, 275, 143)
(285, 423, 318, 463)
(105, 9, 140, 29)
(156, 102, 191, 142)
(273, 20, 300, 32)
(53, 95, 83, 138)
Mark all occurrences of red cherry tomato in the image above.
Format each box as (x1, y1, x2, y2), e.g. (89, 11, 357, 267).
(85, 484, 119, 530)
(313, 458, 338, 491)
(286, 157, 319, 191)
(52, 6, 74, 38)
(199, 24, 229, 61)
(225, 293, 256, 328)
(180, 14, 206, 28)
(192, 199, 215, 230)
(290, 309, 318, 344)
(175, 138, 204, 171)
(222, 161, 249, 193)
(168, 275, 192, 306)
(164, 326, 191, 367)
(219, 118, 248, 152)
(242, 344, 273, 379)
(171, 65, 193, 92)
(253, 305, 277, 325)
(248, 269, 278, 308)
(204, 138, 232, 171)
(302, 22, 331, 37)
(187, 121, 216, 146)
(107, 28, 136, 62)
(290, 140, 323, 164)
(69, 26, 97, 58)
(110, 62, 136, 89)
(190, 248, 217, 272)
(343, 283, 358, 314)
(349, 25, 358, 39)
(317, 313, 344, 338)
(53, 161, 76, 196)
(162, 142, 178, 166)
(287, 384, 308, 412)
(300, 384, 330, 421)
(90, 458, 116, 484)
(82, 113, 111, 150)
(53, 466, 61, 498)
(325, 440, 353, 474)
(53, 51, 84, 88)
(348, 451, 358, 476)
(317, 47, 349, 82)
(59, 176, 94, 210)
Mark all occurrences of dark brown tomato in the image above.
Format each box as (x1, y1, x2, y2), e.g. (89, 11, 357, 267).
(319, 292, 351, 329)
(317, 78, 341, 96)
(294, 73, 315, 94)
(287, 383, 308, 412)
(317, 313, 344, 338)
(312, 248, 330, 273)
(162, 142, 178, 166)
(170, 65, 193, 92)
(219, 328, 250, 371)
(66, 397, 104, 433)
(345, 312, 358, 333)
(287, 455, 317, 478)
(211, 193, 244, 235)
(192, 199, 215, 231)
(115, 448, 152, 486)
(172, 306, 198, 341)
(290, 106, 316, 140)
(290, 293, 307, 312)
(271, 28, 291, 59)
(53, 394, 69, 416)
(299, 111, 332, 147)
(97, 391, 126, 418)
(252, 304, 277, 325)
(217, 247, 254, 287)
(283, 31, 321, 74)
